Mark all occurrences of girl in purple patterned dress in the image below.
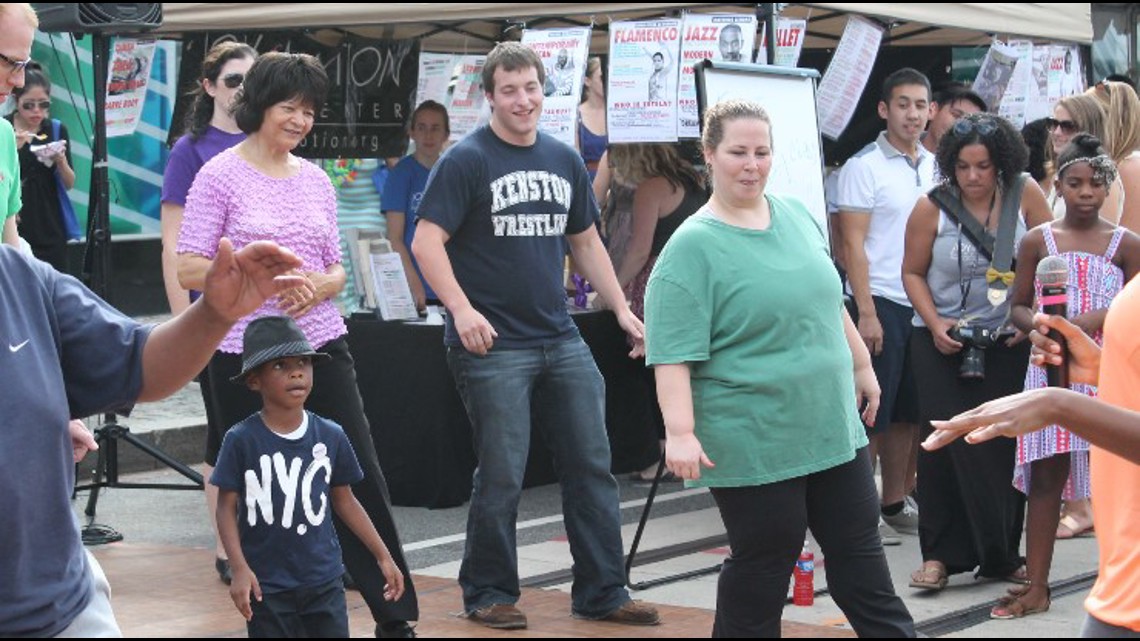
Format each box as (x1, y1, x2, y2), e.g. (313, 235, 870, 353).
(1002, 134, 1140, 619)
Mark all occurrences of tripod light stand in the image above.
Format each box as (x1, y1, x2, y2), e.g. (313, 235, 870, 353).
(73, 31, 203, 546)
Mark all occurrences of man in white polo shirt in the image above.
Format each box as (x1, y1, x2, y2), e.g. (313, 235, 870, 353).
(837, 68, 934, 544)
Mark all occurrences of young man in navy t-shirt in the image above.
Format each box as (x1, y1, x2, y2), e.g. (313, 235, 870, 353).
(412, 42, 659, 631)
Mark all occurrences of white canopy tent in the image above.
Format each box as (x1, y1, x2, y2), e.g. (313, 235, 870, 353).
(157, 3, 1093, 51)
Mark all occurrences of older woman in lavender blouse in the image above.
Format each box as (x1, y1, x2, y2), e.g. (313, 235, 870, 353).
(176, 52, 418, 638)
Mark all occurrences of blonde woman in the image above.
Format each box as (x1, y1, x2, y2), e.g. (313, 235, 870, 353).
(1046, 94, 1122, 222)
(1089, 80, 1140, 233)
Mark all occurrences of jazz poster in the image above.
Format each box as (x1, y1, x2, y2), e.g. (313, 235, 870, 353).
(677, 13, 757, 139)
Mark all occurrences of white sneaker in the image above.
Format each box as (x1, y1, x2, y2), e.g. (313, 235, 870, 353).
(879, 517, 902, 546)
(882, 501, 919, 535)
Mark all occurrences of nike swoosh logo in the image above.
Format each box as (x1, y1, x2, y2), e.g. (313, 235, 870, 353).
(9, 340, 29, 353)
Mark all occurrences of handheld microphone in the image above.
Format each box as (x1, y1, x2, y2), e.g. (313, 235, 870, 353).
(1036, 256, 1069, 388)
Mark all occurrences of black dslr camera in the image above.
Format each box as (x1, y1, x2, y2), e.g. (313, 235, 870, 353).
(947, 324, 1003, 380)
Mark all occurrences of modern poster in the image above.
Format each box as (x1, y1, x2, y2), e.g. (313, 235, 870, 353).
(522, 27, 591, 146)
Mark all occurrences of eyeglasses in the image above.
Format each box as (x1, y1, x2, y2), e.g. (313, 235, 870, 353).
(951, 117, 998, 138)
(0, 51, 32, 74)
(221, 72, 244, 89)
(1045, 117, 1080, 135)
(19, 99, 50, 111)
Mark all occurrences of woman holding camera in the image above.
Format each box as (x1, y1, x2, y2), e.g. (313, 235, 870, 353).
(901, 113, 1052, 592)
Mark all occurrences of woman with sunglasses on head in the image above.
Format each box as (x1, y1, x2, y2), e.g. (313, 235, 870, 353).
(8, 62, 74, 270)
(177, 52, 419, 638)
(1045, 94, 1122, 222)
(158, 39, 256, 586)
(901, 113, 1053, 593)
(1089, 80, 1140, 234)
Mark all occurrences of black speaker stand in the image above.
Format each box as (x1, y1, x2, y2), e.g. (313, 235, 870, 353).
(73, 32, 203, 546)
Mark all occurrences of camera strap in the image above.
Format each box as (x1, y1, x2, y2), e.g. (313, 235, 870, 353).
(928, 172, 1026, 306)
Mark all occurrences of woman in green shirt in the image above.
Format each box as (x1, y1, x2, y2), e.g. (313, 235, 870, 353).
(645, 100, 914, 638)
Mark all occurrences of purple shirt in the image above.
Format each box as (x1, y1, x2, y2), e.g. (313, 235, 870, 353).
(162, 126, 247, 206)
(178, 147, 346, 353)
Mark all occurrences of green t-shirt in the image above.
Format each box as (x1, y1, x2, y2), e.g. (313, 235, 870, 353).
(644, 194, 868, 488)
(0, 119, 20, 221)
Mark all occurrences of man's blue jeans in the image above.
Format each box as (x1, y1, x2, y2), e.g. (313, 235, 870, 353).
(447, 337, 630, 618)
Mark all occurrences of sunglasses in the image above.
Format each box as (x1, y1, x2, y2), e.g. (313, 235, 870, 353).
(221, 72, 244, 89)
(951, 117, 998, 138)
(1045, 117, 1079, 135)
(19, 99, 51, 111)
(0, 51, 33, 74)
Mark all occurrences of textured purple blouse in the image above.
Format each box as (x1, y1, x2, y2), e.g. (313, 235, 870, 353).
(177, 147, 345, 353)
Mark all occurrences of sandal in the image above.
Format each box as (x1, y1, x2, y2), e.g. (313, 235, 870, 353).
(909, 561, 948, 591)
(1056, 514, 1095, 540)
(990, 582, 1051, 619)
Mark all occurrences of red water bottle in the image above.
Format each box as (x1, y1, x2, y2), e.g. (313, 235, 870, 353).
(793, 540, 814, 606)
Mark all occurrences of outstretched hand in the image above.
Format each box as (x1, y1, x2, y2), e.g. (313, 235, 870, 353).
(202, 239, 305, 323)
(922, 388, 1069, 451)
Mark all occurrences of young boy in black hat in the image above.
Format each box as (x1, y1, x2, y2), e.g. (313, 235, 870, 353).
(212, 315, 405, 638)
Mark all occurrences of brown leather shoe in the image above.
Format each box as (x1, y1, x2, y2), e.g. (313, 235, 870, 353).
(601, 600, 660, 626)
(468, 603, 528, 629)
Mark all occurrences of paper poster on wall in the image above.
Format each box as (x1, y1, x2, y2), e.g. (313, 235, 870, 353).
(972, 40, 1020, 113)
(996, 41, 1034, 128)
(416, 52, 456, 107)
(677, 13, 757, 138)
(816, 16, 883, 140)
(607, 19, 682, 143)
(1048, 45, 1085, 101)
(106, 38, 156, 138)
(447, 55, 487, 141)
(522, 27, 592, 146)
(755, 18, 808, 67)
(1025, 45, 1053, 122)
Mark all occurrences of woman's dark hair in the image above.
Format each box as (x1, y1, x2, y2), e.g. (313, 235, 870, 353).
(936, 113, 1027, 191)
(410, 99, 450, 134)
(183, 41, 256, 139)
(11, 61, 49, 99)
(1056, 133, 1110, 176)
(233, 52, 328, 135)
(1020, 118, 1050, 183)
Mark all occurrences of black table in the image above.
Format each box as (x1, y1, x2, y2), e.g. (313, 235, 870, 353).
(346, 310, 660, 508)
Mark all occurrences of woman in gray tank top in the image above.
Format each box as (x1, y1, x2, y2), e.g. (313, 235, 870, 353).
(900, 113, 1053, 595)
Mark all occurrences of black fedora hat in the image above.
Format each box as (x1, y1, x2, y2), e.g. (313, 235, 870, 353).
(230, 316, 330, 384)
